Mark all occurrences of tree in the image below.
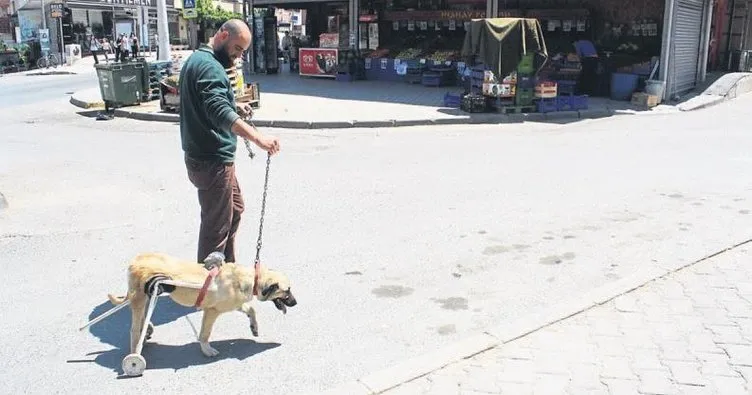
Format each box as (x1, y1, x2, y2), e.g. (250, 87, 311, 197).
(196, 0, 242, 31)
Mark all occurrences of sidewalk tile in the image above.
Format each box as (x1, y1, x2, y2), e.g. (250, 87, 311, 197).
(377, 247, 752, 395)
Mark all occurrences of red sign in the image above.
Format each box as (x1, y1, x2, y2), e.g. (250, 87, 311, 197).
(299, 48, 338, 78)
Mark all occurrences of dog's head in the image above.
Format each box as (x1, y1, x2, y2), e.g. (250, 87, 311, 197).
(258, 269, 297, 314)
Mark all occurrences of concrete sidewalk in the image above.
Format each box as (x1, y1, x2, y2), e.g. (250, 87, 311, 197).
(68, 62, 712, 129)
(322, 241, 752, 395)
(70, 84, 667, 128)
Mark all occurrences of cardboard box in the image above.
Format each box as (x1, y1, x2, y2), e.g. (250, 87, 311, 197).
(631, 92, 660, 109)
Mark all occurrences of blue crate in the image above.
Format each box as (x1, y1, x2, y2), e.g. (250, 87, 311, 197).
(556, 95, 574, 111)
(571, 95, 589, 110)
(556, 94, 588, 111)
(557, 80, 577, 95)
(336, 72, 353, 82)
(444, 92, 462, 108)
(536, 98, 558, 113)
(422, 73, 442, 87)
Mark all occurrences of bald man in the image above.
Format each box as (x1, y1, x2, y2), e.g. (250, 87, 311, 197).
(180, 19, 280, 264)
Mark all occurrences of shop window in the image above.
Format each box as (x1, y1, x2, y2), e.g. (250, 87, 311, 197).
(359, 0, 487, 61)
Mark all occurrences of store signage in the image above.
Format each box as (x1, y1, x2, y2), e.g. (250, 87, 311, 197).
(49, 3, 64, 18)
(299, 48, 338, 78)
(71, 0, 176, 9)
(384, 10, 486, 21)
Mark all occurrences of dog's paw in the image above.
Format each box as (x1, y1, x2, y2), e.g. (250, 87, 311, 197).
(145, 323, 154, 341)
(250, 322, 259, 337)
(200, 342, 220, 357)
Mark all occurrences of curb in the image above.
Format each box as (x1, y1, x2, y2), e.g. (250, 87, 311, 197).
(70, 96, 104, 110)
(70, 95, 627, 128)
(313, 237, 752, 395)
(26, 70, 77, 76)
(678, 73, 752, 112)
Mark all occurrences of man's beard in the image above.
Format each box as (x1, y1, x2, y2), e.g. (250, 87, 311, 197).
(214, 43, 233, 68)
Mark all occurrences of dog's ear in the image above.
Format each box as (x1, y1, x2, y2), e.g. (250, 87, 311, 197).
(262, 283, 279, 298)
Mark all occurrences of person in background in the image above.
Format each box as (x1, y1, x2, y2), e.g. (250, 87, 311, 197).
(114, 35, 122, 62)
(280, 31, 291, 64)
(102, 38, 112, 55)
(89, 37, 108, 64)
(130, 33, 139, 59)
(574, 35, 599, 96)
(119, 34, 130, 62)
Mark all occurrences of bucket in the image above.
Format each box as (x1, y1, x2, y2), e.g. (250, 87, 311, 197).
(610, 73, 639, 101)
(644, 79, 665, 103)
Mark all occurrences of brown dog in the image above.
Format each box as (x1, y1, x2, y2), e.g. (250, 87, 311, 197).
(107, 252, 296, 357)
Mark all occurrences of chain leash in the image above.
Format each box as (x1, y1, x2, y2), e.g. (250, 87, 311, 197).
(242, 117, 271, 267)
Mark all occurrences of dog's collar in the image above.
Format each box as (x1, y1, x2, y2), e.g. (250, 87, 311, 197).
(252, 262, 261, 297)
(194, 265, 220, 308)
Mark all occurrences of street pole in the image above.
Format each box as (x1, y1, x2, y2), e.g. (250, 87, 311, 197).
(41, 0, 47, 29)
(156, 0, 170, 60)
(59, 17, 65, 64)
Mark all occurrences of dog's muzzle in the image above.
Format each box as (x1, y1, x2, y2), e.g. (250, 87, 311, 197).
(273, 292, 297, 314)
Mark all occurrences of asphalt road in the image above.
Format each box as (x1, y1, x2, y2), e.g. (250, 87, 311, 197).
(0, 69, 98, 108)
(1, 89, 752, 394)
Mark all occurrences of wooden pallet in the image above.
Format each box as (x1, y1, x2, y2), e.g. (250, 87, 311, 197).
(499, 105, 536, 114)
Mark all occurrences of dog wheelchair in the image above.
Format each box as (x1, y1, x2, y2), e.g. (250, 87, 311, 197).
(79, 252, 226, 377)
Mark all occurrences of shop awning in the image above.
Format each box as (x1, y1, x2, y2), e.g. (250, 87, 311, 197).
(461, 17, 547, 79)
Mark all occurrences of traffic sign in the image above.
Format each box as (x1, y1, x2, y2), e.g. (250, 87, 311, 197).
(183, 0, 196, 19)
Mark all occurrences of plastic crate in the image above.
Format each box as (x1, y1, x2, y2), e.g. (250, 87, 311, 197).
(535, 81, 558, 98)
(443, 92, 462, 108)
(422, 73, 442, 87)
(461, 94, 488, 113)
(557, 80, 577, 95)
(517, 53, 535, 74)
(517, 75, 535, 89)
(556, 95, 588, 111)
(336, 72, 353, 82)
(571, 95, 589, 110)
(536, 98, 558, 113)
(556, 95, 574, 111)
(516, 88, 535, 106)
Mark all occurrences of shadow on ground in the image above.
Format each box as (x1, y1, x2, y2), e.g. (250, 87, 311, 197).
(72, 298, 280, 375)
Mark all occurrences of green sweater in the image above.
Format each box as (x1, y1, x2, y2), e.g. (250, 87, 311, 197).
(179, 46, 240, 163)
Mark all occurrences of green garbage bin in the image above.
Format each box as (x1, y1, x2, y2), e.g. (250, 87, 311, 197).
(95, 62, 145, 111)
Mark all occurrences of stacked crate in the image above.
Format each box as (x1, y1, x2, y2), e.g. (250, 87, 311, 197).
(145, 61, 173, 102)
(515, 53, 536, 107)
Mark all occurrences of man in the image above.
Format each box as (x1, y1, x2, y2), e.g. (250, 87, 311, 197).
(573, 36, 599, 96)
(89, 37, 108, 64)
(179, 19, 280, 263)
(280, 31, 291, 64)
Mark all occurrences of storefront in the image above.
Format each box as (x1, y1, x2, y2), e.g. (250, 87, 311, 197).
(490, 0, 714, 101)
(60, 0, 179, 51)
(247, 0, 354, 75)
(660, 0, 713, 99)
(243, 0, 714, 102)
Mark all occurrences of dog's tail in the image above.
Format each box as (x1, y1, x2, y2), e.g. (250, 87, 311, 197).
(107, 293, 128, 305)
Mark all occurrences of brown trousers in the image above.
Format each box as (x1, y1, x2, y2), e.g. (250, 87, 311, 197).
(185, 156, 245, 263)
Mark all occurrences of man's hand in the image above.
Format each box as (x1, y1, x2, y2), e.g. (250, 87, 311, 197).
(237, 102, 253, 118)
(257, 135, 280, 156)
(231, 118, 281, 156)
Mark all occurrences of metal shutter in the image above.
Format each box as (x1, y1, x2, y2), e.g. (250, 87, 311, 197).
(669, 0, 705, 96)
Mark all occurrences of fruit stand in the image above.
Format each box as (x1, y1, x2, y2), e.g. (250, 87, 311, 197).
(453, 17, 590, 115)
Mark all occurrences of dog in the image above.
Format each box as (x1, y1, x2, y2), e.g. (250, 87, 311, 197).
(107, 252, 296, 357)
